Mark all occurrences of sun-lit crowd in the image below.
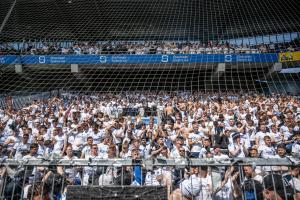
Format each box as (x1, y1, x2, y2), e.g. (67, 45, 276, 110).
(0, 91, 299, 199)
(0, 41, 298, 55)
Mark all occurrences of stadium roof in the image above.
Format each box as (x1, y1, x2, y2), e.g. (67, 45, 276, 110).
(0, 0, 300, 41)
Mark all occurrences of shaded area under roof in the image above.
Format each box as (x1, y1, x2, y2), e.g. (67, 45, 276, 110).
(0, 0, 300, 42)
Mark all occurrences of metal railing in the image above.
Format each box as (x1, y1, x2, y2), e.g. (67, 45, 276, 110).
(0, 158, 299, 200)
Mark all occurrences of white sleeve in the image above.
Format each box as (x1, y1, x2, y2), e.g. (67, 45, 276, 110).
(292, 144, 300, 155)
(257, 146, 264, 157)
(228, 144, 235, 153)
(199, 148, 208, 158)
(13, 143, 19, 150)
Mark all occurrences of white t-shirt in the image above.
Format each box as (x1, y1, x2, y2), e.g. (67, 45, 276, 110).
(82, 145, 92, 158)
(98, 143, 109, 155)
(214, 178, 233, 200)
(83, 155, 102, 175)
(6, 136, 20, 150)
(258, 145, 276, 158)
(133, 129, 144, 139)
(180, 174, 202, 198)
(170, 147, 187, 158)
(228, 143, 247, 158)
(70, 132, 86, 151)
(112, 128, 124, 144)
(23, 154, 39, 160)
(199, 147, 214, 158)
(188, 133, 202, 153)
(53, 134, 66, 153)
(255, 132, 271, 145)
(63, 155, 79, 179)
(13, 142, 30, 159)
(239, 133, 251, 148)
(199, 175, 212, 200)
(144, 169, 162, 186)
(214, 154, 230, 162)
(88, 131, 103, 144)
(37, 144, 46, 157)
(140, 144, 151, 158)
(292, 143, 300, 156)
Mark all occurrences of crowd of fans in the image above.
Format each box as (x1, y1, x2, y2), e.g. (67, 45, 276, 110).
(0, 91, 300, 199)
(0, 41, 299, 55)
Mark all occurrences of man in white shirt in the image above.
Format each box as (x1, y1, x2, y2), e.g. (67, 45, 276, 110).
(255, 125, 271, 146)
(156, 100, 165, 123)
(170, 137, 189, 158)
(111, 121, 124, 146)
(144, 167, 163, 186)
(225, 119, 237, 139)
(243, 165, 263, 184)
(88, 124, 104, 145)
(68, 125, 86, 156)
(36, 136, 46, 157)
(80, 136, 94, 158)
(213, 145, 229, 161)
(23, 143, 39, 160)
(98, 135, 112, 157)
(52, 128, 67, 155)
(228, 132, 248, 158)
(257, 136, 277, 173)
(199, 138, 213, 158)
(188, 128, 203, 158)
(83, 144, 102, 186)
(258, 136, 276, 159)
(170, 166, 201, 200)
(140, 137, 151, 158)
(11, 134, 31, 159)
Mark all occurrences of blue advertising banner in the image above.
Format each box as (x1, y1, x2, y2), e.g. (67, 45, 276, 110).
(0, 54, 278, 65)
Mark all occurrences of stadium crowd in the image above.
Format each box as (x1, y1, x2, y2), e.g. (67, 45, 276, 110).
(0, 40, 299, 55)
(0, 91, 300, 199)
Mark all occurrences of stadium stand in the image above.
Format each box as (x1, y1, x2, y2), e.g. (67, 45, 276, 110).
(0, 0, 300, 199)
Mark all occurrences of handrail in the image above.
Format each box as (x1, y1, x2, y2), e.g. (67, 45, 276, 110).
(2, 157, 299, 167)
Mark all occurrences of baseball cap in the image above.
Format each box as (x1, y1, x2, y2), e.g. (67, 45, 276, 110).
(263, 174, 294, 200)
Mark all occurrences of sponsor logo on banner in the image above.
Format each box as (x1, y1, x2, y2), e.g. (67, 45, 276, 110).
(50, 56, 66, 64)
(279, 51, 300, 62)
(236, 55, 253, 62)
(100, 56, 107, 63)
(224, 55, 232, 62)
(111, 56, 128, 63)
(39, 56, 45, 63)
(0, 54, 278, 64)
(173, 55, 189, 63)
(161, 55, 168, 63)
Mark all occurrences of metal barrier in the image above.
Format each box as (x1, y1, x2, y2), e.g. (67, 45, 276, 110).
(0, 158, 299, 200)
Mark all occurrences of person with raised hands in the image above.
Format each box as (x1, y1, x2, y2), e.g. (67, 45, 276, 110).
(228, 132, 248, 158)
